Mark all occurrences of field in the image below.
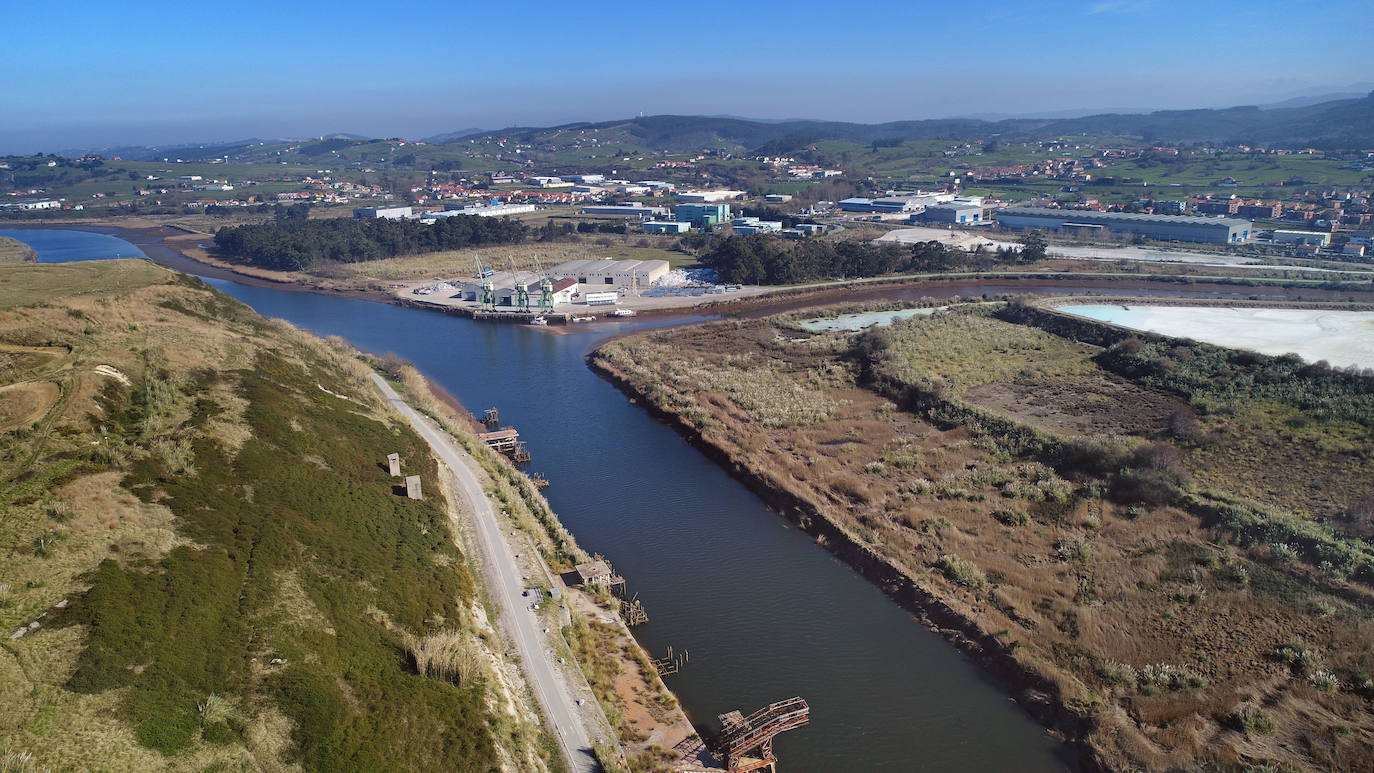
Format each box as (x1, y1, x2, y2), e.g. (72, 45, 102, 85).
(0, 261, 556, 771)
(592, 302, 1374, 772)
(319, 237, 696, 284)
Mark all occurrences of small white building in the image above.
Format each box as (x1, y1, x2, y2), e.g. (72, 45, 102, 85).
(1271, 230, 1332, 247)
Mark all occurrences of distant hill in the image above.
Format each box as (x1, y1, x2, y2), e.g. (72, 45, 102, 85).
(443, 92, 1374, 151)
(420, 127, 486, 143)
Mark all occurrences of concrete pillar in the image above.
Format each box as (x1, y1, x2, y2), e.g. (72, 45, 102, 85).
(405, 475, 422, 500)
(387, 453, 401, 477)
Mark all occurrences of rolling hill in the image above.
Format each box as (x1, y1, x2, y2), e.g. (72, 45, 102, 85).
(453, 91, 1374, 151)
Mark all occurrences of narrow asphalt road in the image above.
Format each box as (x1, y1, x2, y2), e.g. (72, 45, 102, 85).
(371, 374, 598, 773)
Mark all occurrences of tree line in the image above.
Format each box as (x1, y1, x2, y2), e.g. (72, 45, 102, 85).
(698, 234, 1029, 284)
(212, 214, 530, 270)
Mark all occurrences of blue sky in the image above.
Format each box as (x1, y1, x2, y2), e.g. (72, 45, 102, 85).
(2, 0, 1370, 153)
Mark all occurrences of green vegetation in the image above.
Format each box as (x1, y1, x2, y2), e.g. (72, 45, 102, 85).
(212, 213, 530, 270)
(699, 234, 1025, 285)
(0, 262, 553, 771)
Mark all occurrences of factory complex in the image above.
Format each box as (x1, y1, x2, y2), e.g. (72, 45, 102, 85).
(993, 207, 1254, 243)
(412, 258, 675, 317)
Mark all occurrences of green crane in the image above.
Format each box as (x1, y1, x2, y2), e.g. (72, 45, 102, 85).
(474, 256, 496, 310)
(533, 254, 555, 310)
(508, 258, 530, 312)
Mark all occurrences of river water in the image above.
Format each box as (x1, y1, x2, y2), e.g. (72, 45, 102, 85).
(3, 228, 1103, 771)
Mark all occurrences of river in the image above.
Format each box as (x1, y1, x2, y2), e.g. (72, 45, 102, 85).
(2, 227, 1142, 771)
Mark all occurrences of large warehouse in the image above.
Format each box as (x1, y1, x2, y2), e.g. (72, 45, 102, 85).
(995, 207, 1253, 243)
(550, 258, 670, 289)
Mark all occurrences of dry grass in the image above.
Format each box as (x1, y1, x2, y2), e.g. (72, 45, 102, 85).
(877, 310, 1097, 394)
(321, 238, 686, 282)
(402, 630, 482, 687)
(593, 309, 1374, 773)
(0, 236, 36, 264)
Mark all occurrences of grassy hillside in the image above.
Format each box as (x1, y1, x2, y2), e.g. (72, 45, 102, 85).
(0, 237, 37, 264)
(0, 260, 555, 771)
(592, 302, 1374, 772)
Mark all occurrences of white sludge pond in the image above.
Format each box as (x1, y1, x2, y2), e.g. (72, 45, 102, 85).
(1057, 304, 1374, 370)
(798, 307, 940, 333)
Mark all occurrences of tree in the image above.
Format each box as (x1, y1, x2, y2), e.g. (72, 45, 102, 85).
(1019, 232, 1048, 264)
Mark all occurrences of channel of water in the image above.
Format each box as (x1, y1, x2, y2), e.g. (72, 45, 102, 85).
(18, 227, 1341, 770)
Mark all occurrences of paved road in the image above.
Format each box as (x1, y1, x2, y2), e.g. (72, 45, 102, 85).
(371, 374, 598, 773)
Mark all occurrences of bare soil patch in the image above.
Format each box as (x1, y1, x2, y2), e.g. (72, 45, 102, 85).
(966, 373, 1185, 437)
(0, 380, 60, 430)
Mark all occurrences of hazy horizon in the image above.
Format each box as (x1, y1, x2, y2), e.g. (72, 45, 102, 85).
(4, 0, 1372, 155)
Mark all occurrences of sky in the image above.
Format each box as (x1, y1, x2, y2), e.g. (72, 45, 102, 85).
(2, 0, 1371, 154)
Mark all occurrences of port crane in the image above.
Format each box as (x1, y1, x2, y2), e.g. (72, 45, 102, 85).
(532, 254, 555, 311)
(507, 258, 530, 311)
(473, 256, 496, 310)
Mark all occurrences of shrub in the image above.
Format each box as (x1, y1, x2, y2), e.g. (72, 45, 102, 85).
(1099, 660, 1138, 688)
(1228, 702, 1276, 736)
(1055, 538, 1091, 564)
(1308, 670, 1340, 692)
(993, 509, 1030, 527)
(937, 554, 988, 591)
(1271, 641, 1323, 676)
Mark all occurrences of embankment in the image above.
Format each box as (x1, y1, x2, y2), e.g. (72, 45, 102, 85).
(585, 349, 1107, 772)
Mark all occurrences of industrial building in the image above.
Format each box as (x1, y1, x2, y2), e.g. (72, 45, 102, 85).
(916, 204, 984, 224)
(353, 205, 412, 219)
(551, 258, 670, 289)
(677, 190, 744, 203)
(642, 221, 691, 233)
(731, 217, 783, 234)
(764, 193, 793, 203)
(838, 192, 952, 214)
(443, 202, 537, 217)
(1270, 230, 1331, 247)
(995, 207, 1253, 244)
(675, 203, 732, 226)
(579, 204, 668, 218)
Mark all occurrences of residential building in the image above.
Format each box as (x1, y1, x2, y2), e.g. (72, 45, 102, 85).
(1195, 199, 1241, 215)
(1237, 202, 1282, 219)
(995, 208, 1252, 243)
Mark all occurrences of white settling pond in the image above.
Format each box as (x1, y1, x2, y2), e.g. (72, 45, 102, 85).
(1058, 304, 1374, 370)
(799, 307, 940, 333)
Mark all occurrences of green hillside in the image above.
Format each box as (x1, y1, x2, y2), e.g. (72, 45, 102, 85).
(0, 261, 554, 772)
